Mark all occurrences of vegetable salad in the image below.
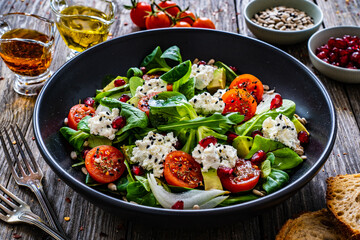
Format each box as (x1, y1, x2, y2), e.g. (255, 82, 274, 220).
(60, 46, 310, 209)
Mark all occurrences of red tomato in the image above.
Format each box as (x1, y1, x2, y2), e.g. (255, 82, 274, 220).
(137, 92, 160, 116)
(164, 151, 203, 188)
(222, 89, 257, 121)
(158, 1, 180, 17)
(85, 145, 125, 184)
(129, 2, 151, 29)
(173, 21, 192, 27)
(192, 17, 215, 29)
(166, 83, 173, 91)
(67, 104, 95, 130)
(179, 10, 196, 25)
(217, 159, 260, 193)
(229, 74, 264, 103)
(145, 11, 171, 29)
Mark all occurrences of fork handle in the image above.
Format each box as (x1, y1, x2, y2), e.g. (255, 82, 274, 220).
(29, 181, 67, 237)
(19, 211, 69, 240)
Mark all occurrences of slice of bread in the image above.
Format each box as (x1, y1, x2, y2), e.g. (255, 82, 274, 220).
(327, 174, 360, 239)
(276, 209, 346, 240)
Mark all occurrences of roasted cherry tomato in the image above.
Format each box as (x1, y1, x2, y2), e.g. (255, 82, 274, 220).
(164, 151, 203, 188)
(222, 89, 257, 121)
(229, 74, 264, 103)
(138, 92, 160, 116)
(158, 1, 180, 17)
(179, 10, 196, 25)
(145, 11, 171, 29)
(128, 1, 151, 29)
(217, 159, 260, 193)
(67, 104, 95, 130)
(173, 21, 192, 27)
(192, 17, 215, 29)
(85, 145, 125, 184)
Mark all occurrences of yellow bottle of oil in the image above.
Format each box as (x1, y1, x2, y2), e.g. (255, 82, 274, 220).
(56, 5, 111, 52)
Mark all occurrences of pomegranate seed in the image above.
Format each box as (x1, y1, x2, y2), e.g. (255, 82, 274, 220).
(114, 79, 126, 87)
(316, 51, 327, 59)
(329, 52, 338, 62)
(217, 167, 234, 176)
(112, 116, 126, 129)
(119, 94, 130, 102)
(84, 97, 95, 107)
(270, 94, 283, 110)
(251, 130, 263, 138)
(82, 148, 90, 159)
(173, 140, 182, 150)
(132, 165, 144, 176)
(198, 60, 207, 65)
(199, 136, 217, 148)
(334, 38, 347, 49)
(226, 131, 239, 143)
(171, 200, 184, 209)
(229, 66, 238, 73)
(327, 37, 336, 48)
(351, 52, 360, 64)
(140, 66, 147, 75)
(250, 150, 266, 165)
(298, 131, 310, 146)
(339, 55, 349, 66)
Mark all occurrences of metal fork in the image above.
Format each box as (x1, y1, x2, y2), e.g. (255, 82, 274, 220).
(0, 125, 67, 237)
(0, 183, 68, 240)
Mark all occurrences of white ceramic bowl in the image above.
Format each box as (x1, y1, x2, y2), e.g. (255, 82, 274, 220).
(244, 0, 323, 45)
(308, 26, 360, 83)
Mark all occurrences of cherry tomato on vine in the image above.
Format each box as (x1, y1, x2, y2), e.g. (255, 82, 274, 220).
(174, 21, 192, 27)
(126, 1, 151, 29)
(158, 1, 180, 17)
(179, 10, 196, 25)
(217, 159, 260, 193)
(164, 151, 203, 188)
(67, 104, 95, 130)
(193, 17, 215, 29)
(145, 11, 171, 29)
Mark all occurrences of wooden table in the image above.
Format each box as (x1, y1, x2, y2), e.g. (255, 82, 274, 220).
(0, 0, 359, 239)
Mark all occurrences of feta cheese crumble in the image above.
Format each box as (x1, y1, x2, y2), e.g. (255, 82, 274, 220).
(190, 64, 217, 90)
(189, 89, 225, 115)
(88, 108, 119, 140)
(192, 143, 238, 172)
(134, 78, 167, 98)
(262, 114, 303, 154)
(256, 91, 280, 115)
(131, 131, 178, 178)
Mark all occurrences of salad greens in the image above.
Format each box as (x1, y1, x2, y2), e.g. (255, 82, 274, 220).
(60, 45, 310, 210)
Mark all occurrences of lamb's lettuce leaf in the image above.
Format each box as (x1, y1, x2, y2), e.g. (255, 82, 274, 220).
(161, 45, 182, 63)
(60, 127, 89, 151)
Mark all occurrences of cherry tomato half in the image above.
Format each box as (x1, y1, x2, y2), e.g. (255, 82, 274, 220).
(217, 159, 260, 193)
(179, 10, 196, 25)
(67, 104, 95, 130)
(145, 11, 171, 29)
(222, 89, 257, 121)
(158, 1, 180, 17)
(173, 21, 192, 27)
(138, 92, 160, 116)
(230, 74, 264, 103)
(192, 17, 215, 29)
(129, 2, 151, 29)
(164, 151, 203, 188)
(85, 145, 125, 184)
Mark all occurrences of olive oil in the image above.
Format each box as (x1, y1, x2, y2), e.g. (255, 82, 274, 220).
(56, 5, 112, 52)
(0, 28, 52, 76)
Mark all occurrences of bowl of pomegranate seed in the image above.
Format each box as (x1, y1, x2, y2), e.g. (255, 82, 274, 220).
(308, 26, 360, 83)
(244, 0, 323, 45)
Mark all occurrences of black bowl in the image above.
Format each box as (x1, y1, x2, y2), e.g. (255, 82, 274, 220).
(33, 28, 336, 223)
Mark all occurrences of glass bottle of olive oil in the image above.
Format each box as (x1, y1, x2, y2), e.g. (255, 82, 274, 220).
(56, 5, 112, 52)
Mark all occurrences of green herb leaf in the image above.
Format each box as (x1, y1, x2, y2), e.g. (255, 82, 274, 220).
(127, 67, 143, 78)
(262, 169, 289, 194)
(60, 127, 89, 151)
(161, 45, 182, 63)
(160, 60, 191, 85)
(140, 46, 170, 71)
(129, 76, 144, 96)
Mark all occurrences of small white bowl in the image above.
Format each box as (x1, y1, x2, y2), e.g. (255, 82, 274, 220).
(308, 26, 360, 83)
(244, 0, 323, 45)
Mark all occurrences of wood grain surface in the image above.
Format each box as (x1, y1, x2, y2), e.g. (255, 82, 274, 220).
(0, 0, 359, 239)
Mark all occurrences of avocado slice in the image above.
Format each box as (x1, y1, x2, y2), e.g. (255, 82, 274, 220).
(233, 136, 254, 158)
(202, 168, 223, 190)
(127, 96, 139, 107)
(207, 68, 226, 94)
(291, 117, 309, 135)
(103, 76, 128, 92)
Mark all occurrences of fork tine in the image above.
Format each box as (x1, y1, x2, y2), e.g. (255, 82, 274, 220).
(10, 126, 34, 174)
(0, 202, 12, 215)
(0, 132, 21, 181)
(2, 128, 27, 177)
(0, 184, 25, 207)
(15, 124, 40, 173)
